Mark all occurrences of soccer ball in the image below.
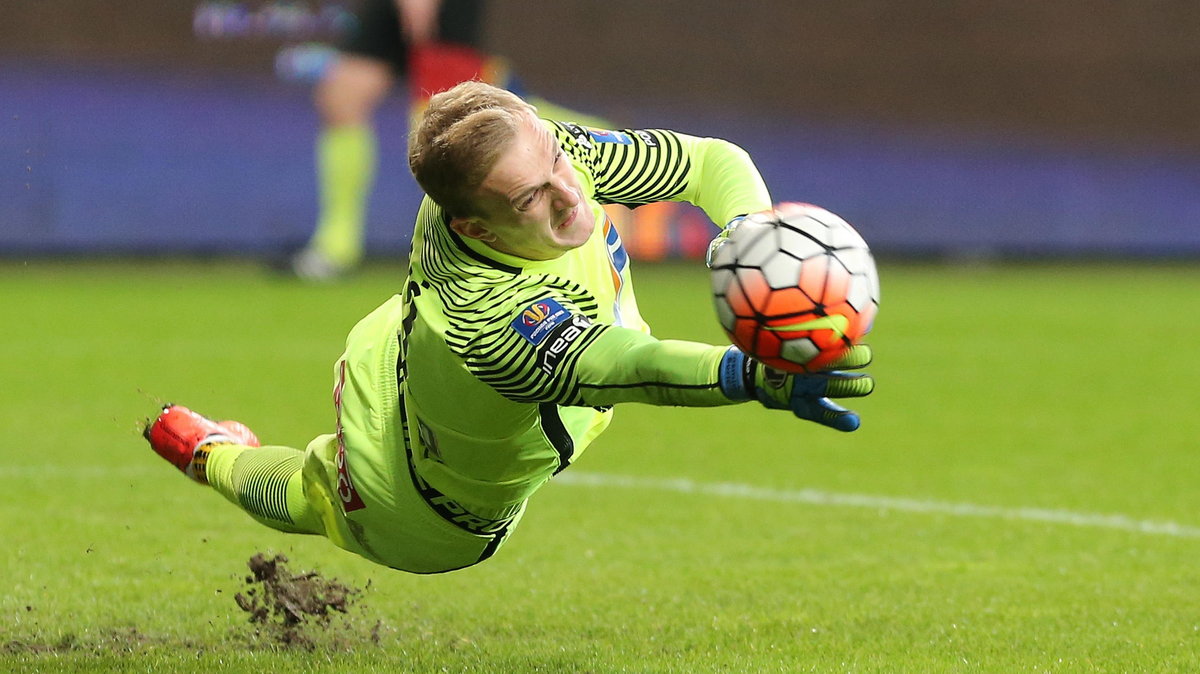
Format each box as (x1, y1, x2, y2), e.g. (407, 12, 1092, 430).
(709, 202, 880, 373)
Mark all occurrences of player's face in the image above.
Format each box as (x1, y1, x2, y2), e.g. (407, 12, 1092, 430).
(452, 113, 596, 261)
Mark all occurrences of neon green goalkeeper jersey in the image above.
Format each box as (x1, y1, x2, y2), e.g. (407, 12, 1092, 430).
(348, 121, 770, 521)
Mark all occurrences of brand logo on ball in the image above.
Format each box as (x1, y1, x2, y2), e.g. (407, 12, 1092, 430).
(764, 314, 849, 338)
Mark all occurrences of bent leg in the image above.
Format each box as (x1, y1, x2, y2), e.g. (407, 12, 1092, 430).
(301, 432, 525, 574)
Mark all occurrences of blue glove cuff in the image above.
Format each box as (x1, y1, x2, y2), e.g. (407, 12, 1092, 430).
(718, 347, 752, 401)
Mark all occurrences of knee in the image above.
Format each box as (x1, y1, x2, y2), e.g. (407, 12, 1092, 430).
(315, 56, 394, 125)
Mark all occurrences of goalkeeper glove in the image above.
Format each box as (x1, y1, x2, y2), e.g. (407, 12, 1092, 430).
(705, 214, 748, 268)
(717, 344, 875, 432)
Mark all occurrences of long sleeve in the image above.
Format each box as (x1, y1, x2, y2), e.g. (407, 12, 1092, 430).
(461, 288, 733, 409)
(550, 122, 772, 227)
(672, 133, 773, 227)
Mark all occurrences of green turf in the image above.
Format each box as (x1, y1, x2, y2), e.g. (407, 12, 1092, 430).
(2, 259, 1199, 672)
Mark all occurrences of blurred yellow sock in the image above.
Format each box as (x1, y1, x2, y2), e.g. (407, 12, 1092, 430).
(310, 124, 377, 267)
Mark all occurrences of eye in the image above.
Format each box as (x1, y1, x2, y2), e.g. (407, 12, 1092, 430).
(517, 189, 541, 211)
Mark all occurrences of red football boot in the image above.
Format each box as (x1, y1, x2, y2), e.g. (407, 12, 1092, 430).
(144, 405, 260, 484)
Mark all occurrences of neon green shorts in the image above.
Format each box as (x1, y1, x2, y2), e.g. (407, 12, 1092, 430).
(296, 294, 536, 574)
(301, 432, 525, 574)
(298, 294, 527, 574)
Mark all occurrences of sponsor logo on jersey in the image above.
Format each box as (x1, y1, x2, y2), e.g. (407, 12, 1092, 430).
(335, 442, 366, 512)
(522, 302, 552, 325)
(410, 465, 516, 534)
(417, 418, 442, 462)
(538, 313, 592, 375)
(426, 493, 514, 534)
(562, 122, 592, 149)
(633, 129, 658, 147)
(587, 128, 633, 145)
(332, 360, 366, 512)
(512, 297, 571, 345)
(605, 218, 629, 275)
(603, 217, 628, 325)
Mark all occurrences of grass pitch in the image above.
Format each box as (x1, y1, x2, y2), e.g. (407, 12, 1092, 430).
(2, 259, 1199, 672)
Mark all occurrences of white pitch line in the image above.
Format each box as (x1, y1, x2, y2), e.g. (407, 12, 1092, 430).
(8, 465, 1199, 540)
(552, 471, 1200, 540)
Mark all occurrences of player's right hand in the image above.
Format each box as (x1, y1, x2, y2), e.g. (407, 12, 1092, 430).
(718, 344, 874, 431)
(705, 215, 747, 268)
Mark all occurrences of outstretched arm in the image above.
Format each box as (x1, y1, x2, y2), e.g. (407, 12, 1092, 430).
(465, 292, 873, 431)
(569, 326, 874, 431)
(550, 123, 772, 226)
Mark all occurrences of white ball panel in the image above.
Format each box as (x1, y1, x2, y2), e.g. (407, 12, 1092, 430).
(710, 267, 734, 296)
(776, 226, 827, 260)
(826, 220, 867, 250)
(833, 247, 874, 276)
(760, 253, 803, 290)
(846, 274, 873, 311)
(714, 295, 736, 331)
(780, 337, 820, 365)
(732, 223, 779, 267)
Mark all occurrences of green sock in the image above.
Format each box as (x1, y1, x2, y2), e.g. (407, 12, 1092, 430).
(310, 125, 377, 267)
(206, 444, 322, 535)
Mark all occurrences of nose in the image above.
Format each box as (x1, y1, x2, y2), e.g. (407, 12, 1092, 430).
(550, 176, 579, 210)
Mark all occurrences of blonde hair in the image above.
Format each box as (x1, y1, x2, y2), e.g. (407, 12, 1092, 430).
(408, 80, 537, 218)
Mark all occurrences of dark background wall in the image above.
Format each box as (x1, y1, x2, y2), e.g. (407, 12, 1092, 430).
(494, 1, 1200, 155)
(3, 1, 1199, 257)
(8, 1, 1199, 151)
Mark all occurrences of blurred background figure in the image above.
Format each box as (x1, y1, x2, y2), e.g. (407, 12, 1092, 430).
(4, 2, 1199, 262)
(288, 0, 611, 280)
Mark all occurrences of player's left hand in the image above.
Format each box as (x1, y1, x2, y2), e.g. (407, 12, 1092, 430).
(718, 344, 874, 431)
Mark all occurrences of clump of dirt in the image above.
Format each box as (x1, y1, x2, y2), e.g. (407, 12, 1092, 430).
(234, 552, 379, 650)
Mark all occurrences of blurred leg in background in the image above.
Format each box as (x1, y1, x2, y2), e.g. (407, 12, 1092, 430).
(290, 0, 611, 280)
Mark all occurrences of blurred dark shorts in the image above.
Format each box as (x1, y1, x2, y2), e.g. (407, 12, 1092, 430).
(341, 0, 486, 75)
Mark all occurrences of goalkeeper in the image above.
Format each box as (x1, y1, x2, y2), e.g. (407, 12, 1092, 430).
(146, 81, 874, 574)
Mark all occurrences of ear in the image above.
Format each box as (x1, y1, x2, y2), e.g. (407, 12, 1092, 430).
(449, 217, 496, 242)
